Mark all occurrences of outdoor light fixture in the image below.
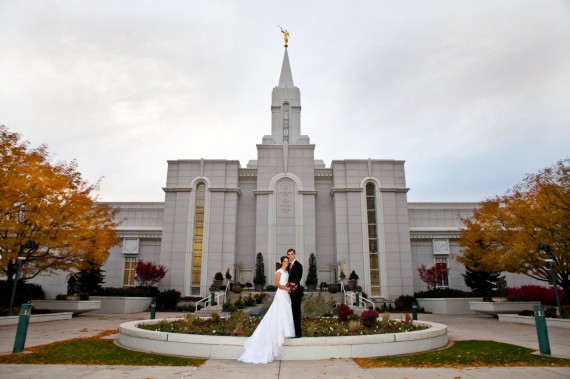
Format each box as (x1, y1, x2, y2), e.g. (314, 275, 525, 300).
(8, 240, 37, 316)
(538, 242, 563, 319)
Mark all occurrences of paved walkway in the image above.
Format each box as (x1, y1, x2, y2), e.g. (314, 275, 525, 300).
(0, 312, 569, 378)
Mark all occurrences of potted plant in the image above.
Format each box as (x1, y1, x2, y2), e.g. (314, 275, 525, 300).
(305, 253, 318, 291)
(348, 270, 359, 291)
(339, 268, 346, 288)
(213, 272, 224, 289)
(253, 252, 266, 291)
(225, 268, 232, 285)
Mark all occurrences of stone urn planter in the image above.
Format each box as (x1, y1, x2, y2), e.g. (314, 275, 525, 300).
(31, 299, 101, 315)
(469, 301, 540, 317)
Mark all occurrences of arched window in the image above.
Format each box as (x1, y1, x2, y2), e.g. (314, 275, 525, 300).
(283, 102, 289, 143)
(191, 182, 206, 295)
(366, 182, 380, 296)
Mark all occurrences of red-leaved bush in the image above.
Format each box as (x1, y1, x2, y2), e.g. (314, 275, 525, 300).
(135, 260, 168, 288)
(360, 309, 380, 327)
(506, 285, 564, 305)
(337, 304, 354, 322)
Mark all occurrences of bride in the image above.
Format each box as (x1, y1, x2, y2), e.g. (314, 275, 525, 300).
(238, 256, 295, 364)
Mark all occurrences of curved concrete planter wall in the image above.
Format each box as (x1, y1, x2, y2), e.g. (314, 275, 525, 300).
(117, 318, 448, 360)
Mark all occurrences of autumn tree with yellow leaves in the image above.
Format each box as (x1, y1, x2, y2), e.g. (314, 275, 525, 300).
(458, 158, 570, 302)
(0, 126, 121, 305)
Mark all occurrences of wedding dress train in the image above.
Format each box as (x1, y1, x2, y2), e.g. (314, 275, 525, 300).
(238, 268, 295, 364)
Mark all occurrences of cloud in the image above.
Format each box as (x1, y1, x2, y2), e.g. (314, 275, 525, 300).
(1, 0, 569, 203)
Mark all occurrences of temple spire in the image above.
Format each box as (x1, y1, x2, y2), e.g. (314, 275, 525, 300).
(278, 49, 294, 87)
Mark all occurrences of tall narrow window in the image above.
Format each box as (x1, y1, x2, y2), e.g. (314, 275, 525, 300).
(435, 257, 449, 288)
(283, 103, 289, 143)
(123, 257, 137, 286)
(366, 183, 380, 296)
(191, 183, 206, 295)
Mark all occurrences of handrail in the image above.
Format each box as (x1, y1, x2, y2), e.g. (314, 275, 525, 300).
(344, 291, 375, 310)
(194, 281, 232, 311)
(194, 296, 209, 311)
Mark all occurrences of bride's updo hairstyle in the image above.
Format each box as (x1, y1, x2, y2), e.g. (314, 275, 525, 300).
(280, 256, 288, 263)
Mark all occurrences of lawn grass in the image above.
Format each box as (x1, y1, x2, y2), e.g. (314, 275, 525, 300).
(355, 340, 570, 368)
(0, 331, 204, 367)
(1, 335, 569, 368)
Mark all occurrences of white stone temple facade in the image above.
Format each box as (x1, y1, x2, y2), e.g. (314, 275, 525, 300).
(32, 48, 537, 300)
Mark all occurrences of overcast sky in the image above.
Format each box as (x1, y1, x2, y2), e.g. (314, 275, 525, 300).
(1, 0, 569, 203)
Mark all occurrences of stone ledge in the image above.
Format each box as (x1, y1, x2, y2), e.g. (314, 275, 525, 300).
(117, 318, 448, 360)
(0, 312, 73, 326)
(498, 314, 570, 329)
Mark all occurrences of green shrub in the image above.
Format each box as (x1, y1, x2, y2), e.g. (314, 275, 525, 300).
(78, 293, 90, 300)
(231, 284, 243, 293)
(233, 297, 245, 309)
(243, 295, 256, 306)
(266, 285, 276, 291)
(157, 289, 181, 310)
(327, 284, 338, 293)
(395, 295, 416, 310)
(302, 293, 336, 318)
(93, 286, 158, 297)
(222, 302, 237, 313)
(254, 293, 267, 304)
(0, 280, 45, 309)
(414, 288, 476, 298)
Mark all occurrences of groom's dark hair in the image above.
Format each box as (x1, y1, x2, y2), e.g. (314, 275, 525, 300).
(287, 248, 296, 256)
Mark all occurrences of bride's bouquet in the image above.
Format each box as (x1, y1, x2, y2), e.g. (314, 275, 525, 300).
(286, 282, 298, 293)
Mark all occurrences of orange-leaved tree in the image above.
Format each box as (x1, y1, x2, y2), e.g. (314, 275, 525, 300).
(0, 125, 121, 302)
(457, 158, 570, 302)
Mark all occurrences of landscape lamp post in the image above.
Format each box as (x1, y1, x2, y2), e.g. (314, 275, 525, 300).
(8, 240, 37, 316)
(538, 243, 562, 319)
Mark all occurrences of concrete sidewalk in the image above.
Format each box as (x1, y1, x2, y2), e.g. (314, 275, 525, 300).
(1, 312, 569, 378)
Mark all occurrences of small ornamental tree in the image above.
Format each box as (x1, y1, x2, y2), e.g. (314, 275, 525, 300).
(305, 253, 318, 287)
(135, 260, 168, 289)
(462, 266, 503, 301)
(253, 252, 266, 286)
(76, 260, 106, 295)
(349, 270, 359, 281)
(0, 126, 120, 306)
(417, 263, 448, 291)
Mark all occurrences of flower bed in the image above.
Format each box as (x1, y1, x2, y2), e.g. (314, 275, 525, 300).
(138, 311, 425, 337)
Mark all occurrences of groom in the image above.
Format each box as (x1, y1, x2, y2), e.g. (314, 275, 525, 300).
(287, 248, 303, 338)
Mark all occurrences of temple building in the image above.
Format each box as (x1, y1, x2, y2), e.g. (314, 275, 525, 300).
(33, 47, 535, 301)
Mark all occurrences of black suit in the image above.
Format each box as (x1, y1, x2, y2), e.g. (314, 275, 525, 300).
(288, 260, 304, 337)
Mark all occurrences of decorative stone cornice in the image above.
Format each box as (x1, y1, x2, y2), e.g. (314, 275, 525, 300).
(163, 187, 193, 193)
(409, 227, 464, 240)
(380, 187, 410, 193)
(254, 190, 273, 195)
(330, 187, 363, 195)
(209, 187, 242, 196)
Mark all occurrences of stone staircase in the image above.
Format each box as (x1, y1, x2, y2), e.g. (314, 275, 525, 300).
(193, 304, 224, 317)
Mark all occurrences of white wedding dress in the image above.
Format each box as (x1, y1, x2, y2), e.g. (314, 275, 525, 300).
(238, 268, 295, 364)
